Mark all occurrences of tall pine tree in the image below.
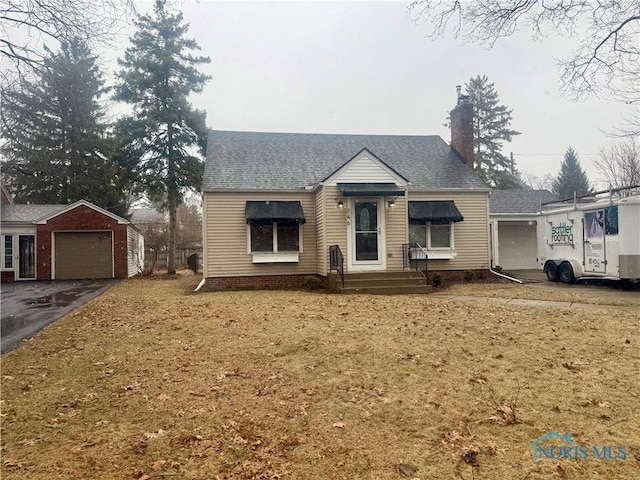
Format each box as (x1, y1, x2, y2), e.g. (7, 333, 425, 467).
(114, 0, 210, 275)
(552, 147, 592, 199)
(1, 39, 128, 215)
(464, 75, 521, 188)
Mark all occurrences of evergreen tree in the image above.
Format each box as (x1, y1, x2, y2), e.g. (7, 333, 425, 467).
(552, 147, 592, 199)
(464, 75, 521, 188)
(114, 0, 210, 275)
(1, 39, 128, 215)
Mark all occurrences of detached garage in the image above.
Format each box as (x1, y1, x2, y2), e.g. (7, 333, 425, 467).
(489, 189, 558, 271)
(1, 199, 144, 282)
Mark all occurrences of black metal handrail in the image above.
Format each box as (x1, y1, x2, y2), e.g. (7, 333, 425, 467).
(329, 245, 344, 288)
(403, 242, 428, 282)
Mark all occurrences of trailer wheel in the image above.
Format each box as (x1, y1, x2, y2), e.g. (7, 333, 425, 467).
(545, 262, 559, 282)
(559, 262, 575, 284)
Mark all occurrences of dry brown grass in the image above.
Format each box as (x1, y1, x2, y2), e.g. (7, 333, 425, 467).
(2, 276, 639, 479)
(443, 282, 640, 307)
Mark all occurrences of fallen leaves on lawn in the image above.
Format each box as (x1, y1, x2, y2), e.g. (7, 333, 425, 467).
(397, 462, 418, 477)
(1, 276, 638, 480)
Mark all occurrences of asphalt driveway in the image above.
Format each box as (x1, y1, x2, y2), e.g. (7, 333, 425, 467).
(1, 280, 117, 354)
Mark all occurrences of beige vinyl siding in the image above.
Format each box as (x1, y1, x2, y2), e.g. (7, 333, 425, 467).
(323, 185, 349, 271)
(408, 191, 490, 270)
(315, 188, 327, 276)
(326, 155, 402, 184)
(203, 192, 316, 278)
(384, 195, 407, 271)
(126, 226, 144, 278)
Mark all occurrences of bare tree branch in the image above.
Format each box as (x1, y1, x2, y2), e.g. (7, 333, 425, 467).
(0, 0, 135, 75)
(596, 137, 640, 191)
(409, 0, 640, 104)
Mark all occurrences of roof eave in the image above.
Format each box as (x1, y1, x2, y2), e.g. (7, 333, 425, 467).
(203, 188, 316, 194)
(35, 200, 129, 225)
(407, 187, 491, 193)
(0, 221, 38, 227)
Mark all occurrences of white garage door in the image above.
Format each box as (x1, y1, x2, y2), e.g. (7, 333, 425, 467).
(54, 232, 113, 280)
(498, 222, 538, 270)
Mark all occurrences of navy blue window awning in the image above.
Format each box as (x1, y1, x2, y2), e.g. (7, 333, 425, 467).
(408, 201, 464, 224)
(245, 201, 306, 225)
(338, 183, 405, 197)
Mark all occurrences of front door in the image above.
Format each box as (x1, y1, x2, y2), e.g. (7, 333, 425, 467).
(348, 198, 385, 271)
(17, 235, 36, 280)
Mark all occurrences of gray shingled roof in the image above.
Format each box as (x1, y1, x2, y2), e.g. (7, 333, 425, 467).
(129, 208, 167, 225)
(0, 204, 65, 223)
(203, 131, 488, 191)
(490, 189, 558, 214)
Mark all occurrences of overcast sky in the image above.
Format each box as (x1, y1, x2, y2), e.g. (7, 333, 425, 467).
(112, 0, 637, 188)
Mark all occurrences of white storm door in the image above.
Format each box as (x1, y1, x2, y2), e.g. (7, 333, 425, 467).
(348, 198, 385, 271)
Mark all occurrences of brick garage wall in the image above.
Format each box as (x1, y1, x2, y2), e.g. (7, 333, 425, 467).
(202, 274, 324, 291)
(37, 205, 129, 280)
(1, 271, 15, 282)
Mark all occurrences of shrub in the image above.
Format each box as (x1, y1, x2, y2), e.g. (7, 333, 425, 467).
(464, 270, 475, 282)
(303, 275, 323, 291)
(432, 274, 442, 288)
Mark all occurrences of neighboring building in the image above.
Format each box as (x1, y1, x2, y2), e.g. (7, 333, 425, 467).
(201, 94, 492, 290)
(129, 206, 202, 270)
(1, 184, 12, 205)
(129, 208, 169, 270)
(1, 197, 144, 282)
(489, 189, 558, 270)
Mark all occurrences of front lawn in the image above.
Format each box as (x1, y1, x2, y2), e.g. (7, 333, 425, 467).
(2, 276, 639, 479)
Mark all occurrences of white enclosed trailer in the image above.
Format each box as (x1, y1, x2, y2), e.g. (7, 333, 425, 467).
(537, 192, 640, 283)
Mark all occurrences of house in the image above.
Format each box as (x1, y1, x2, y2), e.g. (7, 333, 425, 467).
(489, 189, 558, 271)
(201, 95, 491, 291)
(1, 193, 144, 282)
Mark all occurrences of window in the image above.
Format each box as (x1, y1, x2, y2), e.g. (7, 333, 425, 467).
(249, 222, 302, 262)
(2, 235, 13, 269)
(276, 223, 299, 251)
(408, 200, 461, 259)
(409, 223, 455, 258)
(409, 224, 426, 247)
(251, 224, 274, 252)
(245, 201, 306, 262)
(430, 224, 451, 249)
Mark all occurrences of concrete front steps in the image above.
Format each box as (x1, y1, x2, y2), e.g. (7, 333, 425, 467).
(328, 271, 433, 295)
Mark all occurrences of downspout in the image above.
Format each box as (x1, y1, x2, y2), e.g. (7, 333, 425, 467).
(490, 267, 523, 284)
(195, 191, 207, 293)
(195, 278, 206, 292)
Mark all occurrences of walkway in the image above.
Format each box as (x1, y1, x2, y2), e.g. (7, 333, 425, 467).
(430, 293, 640, 312)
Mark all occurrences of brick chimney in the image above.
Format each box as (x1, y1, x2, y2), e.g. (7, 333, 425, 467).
(450, 85, 474, 168)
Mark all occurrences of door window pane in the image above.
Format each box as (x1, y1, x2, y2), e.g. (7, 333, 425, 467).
(356, 233, 378, 261)
(19, 235, 35, 279)
(4, 235, 13, 269)
(354, 201, 378, 261)
(355, 202, 377, 232)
